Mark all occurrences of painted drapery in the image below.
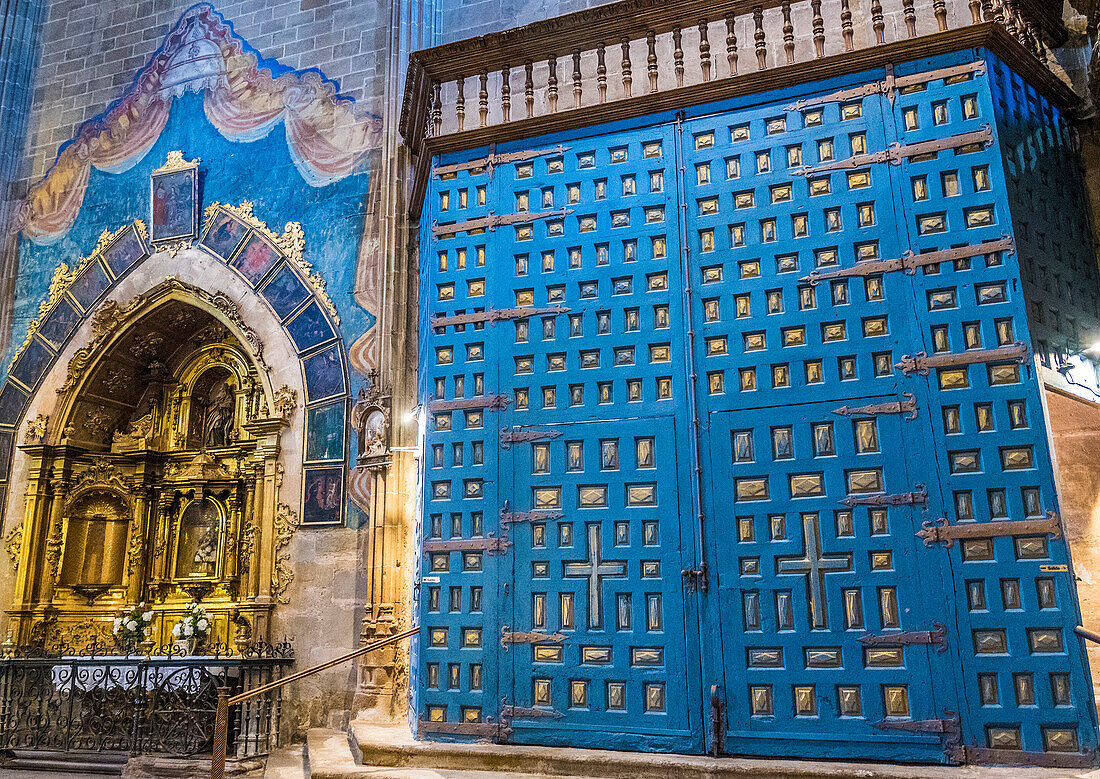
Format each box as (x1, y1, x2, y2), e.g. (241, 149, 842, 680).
(13, 3, 383, 245)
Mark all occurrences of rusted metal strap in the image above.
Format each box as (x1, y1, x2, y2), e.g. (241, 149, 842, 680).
(434, 144, 569, 177)
(841, 485, 927, 508)
(432, 207, 572, 237)
(793, 127, 992, 175)
(802, 237, 1014, 285)
(428, 394, 512, 411)
(500, 428, 563, 448)
(501, 506, 563, 523)
(859, 622, 947, 652)
(500, 625, 567, 649)
(917, 511, 1062, 549)
(833, 393, 917, 420)
(895, 342, 1028, 376)
(786, 61, 985, 110)
(874, 712, 963, 763)
(431, 305, 569, 329)
(501, 702, 564, 721)
(423, 535, 511, 555)
(419, 720, 509, 740)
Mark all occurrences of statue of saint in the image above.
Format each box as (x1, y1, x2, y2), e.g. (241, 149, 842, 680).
(203, 381, 235, 448)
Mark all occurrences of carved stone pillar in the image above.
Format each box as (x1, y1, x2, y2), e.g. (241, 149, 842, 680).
(241, 415, 286, 642)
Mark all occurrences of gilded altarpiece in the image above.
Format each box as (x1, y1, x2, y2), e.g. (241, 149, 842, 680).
(7, 281, 300, 651)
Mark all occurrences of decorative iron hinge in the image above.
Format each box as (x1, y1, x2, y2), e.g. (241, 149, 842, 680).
(499, 502, 565, 526)
(500, 700, 565, 722)
(833, 393, 918, 421)
(895, 342, 1028, 376)
(434, 144, 570, 177)
(841, 484, 927, 508)
(432, 207, 573, 237)
(423, 534, 511, 555)
(682, 564, 708, 593)
(431, 305, 569, 329)
(787, 61, 985, 110)
(859, 622, 948, 653)
(874, 711, 963, 763)
(500, 625, 567, 650)
(917, 511, 1062, 549)
(793, 127, 992, 176)
(419, 719, 511, 741)
(801, 237, 1014, 285)
(499, 428, 563, 449)
(427, 394, 512, 412)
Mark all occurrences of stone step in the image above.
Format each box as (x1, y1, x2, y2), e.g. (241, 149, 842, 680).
(349, 722, 1099, 779)
(2, 750, 128, 775)
(309, 728, 602, 779)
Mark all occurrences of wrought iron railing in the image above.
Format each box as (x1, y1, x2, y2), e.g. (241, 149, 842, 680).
(0, 640, 293, 760)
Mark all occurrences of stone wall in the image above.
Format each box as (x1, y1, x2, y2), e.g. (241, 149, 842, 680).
(23, 0, 388, 184)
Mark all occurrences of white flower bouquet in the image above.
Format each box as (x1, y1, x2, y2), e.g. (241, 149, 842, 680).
(113, 603, 155, 652)
(171, 603, 211, 653)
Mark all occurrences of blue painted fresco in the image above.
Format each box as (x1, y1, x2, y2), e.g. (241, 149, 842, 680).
(415, 44, 1100, 762)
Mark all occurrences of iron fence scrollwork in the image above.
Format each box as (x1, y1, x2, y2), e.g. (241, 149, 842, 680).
(0, 639, 293, 759)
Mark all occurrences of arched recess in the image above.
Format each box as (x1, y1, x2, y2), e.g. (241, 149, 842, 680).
(0, 201, 351, 648)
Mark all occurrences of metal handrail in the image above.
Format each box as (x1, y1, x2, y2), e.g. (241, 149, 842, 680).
(1076, 626, 1100, 644)
(209, 627, 419, 779)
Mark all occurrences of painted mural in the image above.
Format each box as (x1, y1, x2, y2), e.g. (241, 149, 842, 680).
(0, 3, 389, 528)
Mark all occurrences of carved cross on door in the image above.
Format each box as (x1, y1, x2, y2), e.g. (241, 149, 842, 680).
(776, 513, 852, 630)
(563, 523, 627, 629)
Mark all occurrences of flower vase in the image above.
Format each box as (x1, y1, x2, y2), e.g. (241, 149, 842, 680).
(174, 637, 198, 655)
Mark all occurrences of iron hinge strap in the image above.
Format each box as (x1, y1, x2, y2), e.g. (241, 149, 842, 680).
(427, 394, 512, 412)
(917, 511, 1062, 549)
(786, 61, 985, 110)
(431, 305, 569, 329)
(419, 719, 511, 741)
(859, 622, 948, 652)
(500, 700, 565, 722)
(433, 144, 570, 177)
(500, 625, 567, 650)
(423, 535, 511, 555)
(874, 711, 962, 763)
(833, 393, 917, 420)
(895, 342, 1029, 376)
(499, 502, 565, 525)
(432, 207, 573, 237)
(499, 428, 563, 449)
(793, 126, 993, 175)
(802, 237, 1014, 285)
(840, 484, 927, 508)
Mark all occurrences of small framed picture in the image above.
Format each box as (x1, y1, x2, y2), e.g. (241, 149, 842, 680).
(150, 151, 199, 244)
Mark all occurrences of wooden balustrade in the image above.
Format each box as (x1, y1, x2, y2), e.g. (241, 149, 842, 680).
(400, 0, 1066, 176)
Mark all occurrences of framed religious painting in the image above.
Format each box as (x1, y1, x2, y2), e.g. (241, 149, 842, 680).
(150, 151, 200, 245)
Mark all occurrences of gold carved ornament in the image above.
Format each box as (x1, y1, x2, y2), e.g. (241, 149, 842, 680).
(23, 414, 48, 444)
(271, 502, 300, 605)
(8, 221, 147, 374)
(5, 525, 23, 571)
(201, 201, 340, 325)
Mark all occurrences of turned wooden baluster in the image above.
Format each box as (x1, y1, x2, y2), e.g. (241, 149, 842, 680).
(699, 20, 712, 81)
(811, 0, 825, 57)
(621, 37, 633, 97)
(647, 30, 659, 92)
(933, 0, 948, 31)
(726, 12, 738, 76)
(431, 80, 442, 136)
(782, 0, 795, 65)
(572, 48, 582, 107)
(501, 65, 511, 123)
(991, 0, 1005, 25)
(967, 0, 981, 22)
(903, 0, 917, 36)
(673, 27, 685, 87)
(525, 60, 534, 118)
(841, 0, 854, 50)
(479, 69, 488, 127)
(596, 42, 607, 103)
(456, 74, 465, 131)
(871, 0, 885, 44)
(754, 6, 767, 69)
(980, 0, 993, 20)
(548, 54, 559, 112)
